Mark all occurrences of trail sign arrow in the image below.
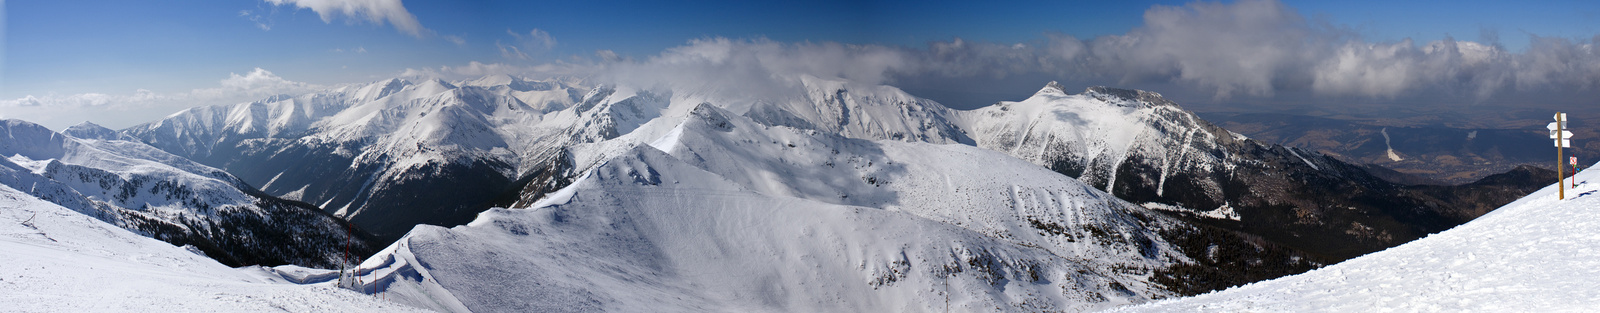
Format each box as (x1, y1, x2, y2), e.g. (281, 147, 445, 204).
(1552, 130, 1574, 139)
(1556, 139, 1572, 148)
(1549, 121, 1569, 130)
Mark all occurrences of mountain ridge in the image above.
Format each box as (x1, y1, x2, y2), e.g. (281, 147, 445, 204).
(0, 118, 375, 268)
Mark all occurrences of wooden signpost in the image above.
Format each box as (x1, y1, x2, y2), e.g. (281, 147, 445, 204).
(1550, 113, 1571, 199)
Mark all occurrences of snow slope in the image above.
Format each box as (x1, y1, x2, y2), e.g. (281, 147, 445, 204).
(358, 146, 1151, 312)
(345, 104, 1318, 312)
(954, 83, 1238, 200)
(121, 77, 584, 239)
(744, 75, 971, 145)
(0, 119, 369, 268)
(951, 83, 1548, 261)
(1113, 164, 1600, 312)
(0, 183, 425, 312)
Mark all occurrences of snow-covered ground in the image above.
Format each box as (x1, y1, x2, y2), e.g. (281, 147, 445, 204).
(1112, 163, 1600, 312)
(1, 119, 366, 268)
(336, 101, 1326, 312)
(0, 183, 425, 312)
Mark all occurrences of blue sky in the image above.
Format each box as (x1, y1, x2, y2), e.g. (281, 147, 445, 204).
(6, 0, 1600, 129)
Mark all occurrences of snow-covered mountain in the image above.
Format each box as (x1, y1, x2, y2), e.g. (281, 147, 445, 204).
(0, 119, 371, 268)
(116, 73, 972, 242)
(0, 182, 425, 312)
(342, 103, 1317, 312)
(120, 77, 589, 240)
(93, 73, 1549, 310)
(743, 75, 972, 145)
(952, 84, 1549, 260)
(1114, 164, 1600, 311)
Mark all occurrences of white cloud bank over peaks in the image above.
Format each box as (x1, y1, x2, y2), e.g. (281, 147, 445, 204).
(557, 0, 1596, 109)
(498, 29, 557, 61)
(417, 0, 1600, 110)
(600, 38, 913, 100)
(264, 0, 426, 37)
(1039, 0, 1600, 103)
(0, 68, 324, 130)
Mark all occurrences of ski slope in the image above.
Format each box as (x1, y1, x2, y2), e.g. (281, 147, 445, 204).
(1113, 163, 1600, 312)
(0, 183, 425, 312)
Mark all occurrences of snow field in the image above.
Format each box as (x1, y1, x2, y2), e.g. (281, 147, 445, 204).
(1113, 163, 1600, 312)
(0, 184, 427, 312)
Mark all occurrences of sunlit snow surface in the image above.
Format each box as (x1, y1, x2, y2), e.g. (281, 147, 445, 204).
(349, 104, 1207, 312)
(1114, 164, 1600, 312)
(0, 184, 425, 312)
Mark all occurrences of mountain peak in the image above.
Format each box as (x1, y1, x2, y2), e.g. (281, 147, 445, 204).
(1082, 86, 1178, 108)
(1035, 81, 1068, 96)
(1, 119, 56, 138)
(377, 77, 411, 90)
(687, 102, 735, 132)
(63, 121, 122, 140)
(353, 78, 413, 102)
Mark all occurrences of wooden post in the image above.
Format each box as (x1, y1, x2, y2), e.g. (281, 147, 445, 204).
(1559, 112, 1566, 200)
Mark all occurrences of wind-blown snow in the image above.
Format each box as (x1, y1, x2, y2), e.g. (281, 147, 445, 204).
(0, 184, 426, 312)
(1114, 163, 1600, 312)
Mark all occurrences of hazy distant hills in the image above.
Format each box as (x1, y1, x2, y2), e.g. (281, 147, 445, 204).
(1201, 112, 1594, 185)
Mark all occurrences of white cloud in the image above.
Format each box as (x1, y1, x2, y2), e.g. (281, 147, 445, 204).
(0, 68, 324, 130)
(443, 35, 466, 46)
(498, 29, 558, 61)
(263, 0, 426, 37)
(399, 61, 585, 81)
(580, 0, 1595, 104)
(240, 9, 272, 31)
(498, 43, 528, 60)
(511, 29, 556, 51)
(214, 68, 318, 95)
(595, 50, 623, 62)
(372, 0, 1600, 111)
